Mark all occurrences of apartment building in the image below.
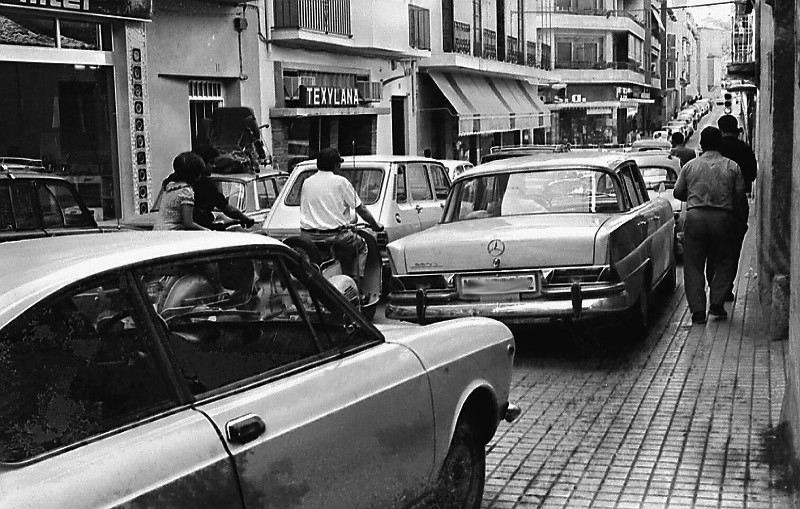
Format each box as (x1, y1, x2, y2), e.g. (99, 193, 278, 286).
(536, 0, 663, 144)
(416, 0, 557, 163)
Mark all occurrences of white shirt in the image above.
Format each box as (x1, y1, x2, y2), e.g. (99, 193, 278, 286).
(299, 170, 362, 230)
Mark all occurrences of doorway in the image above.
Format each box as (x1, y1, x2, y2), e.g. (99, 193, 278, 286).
(391, 96, 407, 155)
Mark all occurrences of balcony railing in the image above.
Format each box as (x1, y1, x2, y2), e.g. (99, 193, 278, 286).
(554, 60, 646, 74)
(274, 0, 352, 36)
(505, 36, 521, 64)
(483, 29, 497, 60)
(453, 21, 471, 54)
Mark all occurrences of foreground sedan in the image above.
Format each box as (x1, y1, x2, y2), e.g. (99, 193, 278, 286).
(0, 232, 517, 508)
(386, 152, 676, 338)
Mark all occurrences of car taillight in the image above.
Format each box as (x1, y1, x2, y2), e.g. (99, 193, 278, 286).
(547, 266, 620, 285)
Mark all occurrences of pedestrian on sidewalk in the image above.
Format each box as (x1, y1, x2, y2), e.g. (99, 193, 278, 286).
(674, 126, 746, 324)
(718, 114, 757, 302)
(669, 132, 696, 168)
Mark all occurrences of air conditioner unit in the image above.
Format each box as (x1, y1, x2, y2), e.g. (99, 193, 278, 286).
(571, 94, 582, 102)
(299, 76, 316, 87)
(356, 81, 383, 102)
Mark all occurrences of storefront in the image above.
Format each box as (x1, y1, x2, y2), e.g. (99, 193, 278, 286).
(269, 65, 390, 172)
(417, 71, 551, 164)
(549, 85, 654, 146)
(0, 1, 152, 220)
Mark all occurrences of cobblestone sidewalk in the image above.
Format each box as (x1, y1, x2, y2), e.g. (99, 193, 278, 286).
(483, 227, 795, 508)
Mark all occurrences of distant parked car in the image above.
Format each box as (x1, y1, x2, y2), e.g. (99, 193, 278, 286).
(632, 138, 673, 152)
(0, 232, 519, 508)
(439, 159, 474, 181)
(385, 152, 676, 340)
(627, 150, 685, 257)
(119, 169, 288, 230)
(0, 166, 101, 242)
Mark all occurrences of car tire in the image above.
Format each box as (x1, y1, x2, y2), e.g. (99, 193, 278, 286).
(431, 420, 485, 509)
(283, 236, 323, 266)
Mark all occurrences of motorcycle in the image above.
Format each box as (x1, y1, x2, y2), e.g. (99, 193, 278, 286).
(283, 224, 382, 321)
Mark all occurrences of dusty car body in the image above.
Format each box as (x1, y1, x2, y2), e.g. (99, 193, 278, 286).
(627, 150, 685, 256)
(262, 155, 451, 259)
(385, 152, 676, 335)
(0, 232, 517, 508)
(118, 170, 288, 230)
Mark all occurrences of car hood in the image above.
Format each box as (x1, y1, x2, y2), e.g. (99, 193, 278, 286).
(391, 215, 609, 272)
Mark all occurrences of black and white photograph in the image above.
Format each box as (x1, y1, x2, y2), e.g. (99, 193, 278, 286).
(0, 0, 797, 507)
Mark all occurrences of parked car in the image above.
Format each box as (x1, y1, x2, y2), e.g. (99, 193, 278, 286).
(439, 159, 474, 181)
(0, 231, 519, 508)
(385, 152, 676, 339)
(0, 166, 101, 242)
(667, 120, 693, 140)
(118, 169, 288, 230)
(262, 155, 452, 269)
(632, 138, 673, 152)
(627, 150, 685, 257)
(480, 145, 569, 164)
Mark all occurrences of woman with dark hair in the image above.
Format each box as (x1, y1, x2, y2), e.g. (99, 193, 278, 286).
(153, 152, 209, 231)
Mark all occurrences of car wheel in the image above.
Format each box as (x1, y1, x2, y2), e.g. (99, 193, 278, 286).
(283, 236, 323, 266)
(432, 420, 485, 509)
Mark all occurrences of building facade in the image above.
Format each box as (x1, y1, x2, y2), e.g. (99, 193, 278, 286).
(0, 0, 153, 221)
(539, 0, 662, 144)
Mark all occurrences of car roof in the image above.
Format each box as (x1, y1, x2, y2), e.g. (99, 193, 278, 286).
(626, 151, 682, 169)
(0, 169, 70, 181)
(0, 232, 283, 325)
(210, 170, 288, 182)
(461, 151, 630, 179)
(294, 155, 443, 170)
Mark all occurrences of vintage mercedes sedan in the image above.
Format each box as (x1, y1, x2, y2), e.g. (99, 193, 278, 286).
(385, 152, 676, 337)
(0, 232, 517, 509)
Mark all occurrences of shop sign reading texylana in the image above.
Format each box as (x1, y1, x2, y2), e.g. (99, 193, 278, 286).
(300, 86, 360, 107)
(5, 0, 153, 20)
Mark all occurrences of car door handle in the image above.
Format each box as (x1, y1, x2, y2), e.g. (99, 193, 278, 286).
(638, 220, 647, 227)
(415, 205, 423, 213)
(226, 414, 266, 444)
(653, 215, 660, 221)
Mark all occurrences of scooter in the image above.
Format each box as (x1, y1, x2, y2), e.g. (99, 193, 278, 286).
(283, 224, 382, 321)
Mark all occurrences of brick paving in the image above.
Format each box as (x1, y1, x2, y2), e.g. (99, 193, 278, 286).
(483, 227, 795, 508)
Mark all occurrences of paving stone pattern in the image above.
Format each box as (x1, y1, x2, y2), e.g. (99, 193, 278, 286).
(483, 230, 795, 508)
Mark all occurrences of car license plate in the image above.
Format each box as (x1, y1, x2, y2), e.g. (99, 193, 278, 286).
(460, 274, 537, 297)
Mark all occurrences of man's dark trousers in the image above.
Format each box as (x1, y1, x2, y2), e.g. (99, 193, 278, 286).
(683, 207, 738, 314)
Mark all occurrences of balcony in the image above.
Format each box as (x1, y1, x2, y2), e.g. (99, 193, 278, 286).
(428, 24, 556, 80)
(555, 60, 647, 85)
(483, 29, 497, 60)
(272, 0, 429, 58)
(274, 0, 351, 36)
(728, 13, 756, 79)
(549, 10, 645, 39)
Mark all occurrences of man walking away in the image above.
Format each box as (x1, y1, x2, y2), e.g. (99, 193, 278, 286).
(674, 126, 746, 324)
(669, 132, 696, 168)
(718, 114, 757, 301)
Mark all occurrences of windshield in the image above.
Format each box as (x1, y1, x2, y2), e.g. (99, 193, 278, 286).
(285, 168, 385, 206)
(214, 180, 245, 209)
(443, 169, 621, 222)
(640, 166, 678, 190)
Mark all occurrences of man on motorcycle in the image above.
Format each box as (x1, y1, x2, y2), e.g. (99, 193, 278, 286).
(299, 148, 384, 289)
(191, 146, 256, 230)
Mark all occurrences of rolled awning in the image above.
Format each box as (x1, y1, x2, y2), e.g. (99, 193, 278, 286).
(428, 72, 551, 136)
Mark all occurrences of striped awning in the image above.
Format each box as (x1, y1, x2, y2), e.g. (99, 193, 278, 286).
(428, 72, 551, 136)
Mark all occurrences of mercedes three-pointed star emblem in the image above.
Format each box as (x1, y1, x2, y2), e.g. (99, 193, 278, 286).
(487, 239, 505, 257)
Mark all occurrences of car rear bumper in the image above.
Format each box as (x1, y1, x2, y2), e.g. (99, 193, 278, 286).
(385, 283, 630, 324)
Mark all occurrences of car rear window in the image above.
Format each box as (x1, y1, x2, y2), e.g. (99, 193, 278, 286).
(443, 168, 621, 222)
(284, 168, 385, 206)
(640, 166, 678, 189)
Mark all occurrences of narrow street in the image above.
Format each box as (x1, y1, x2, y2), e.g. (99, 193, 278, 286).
(477, 110, 796, 508)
